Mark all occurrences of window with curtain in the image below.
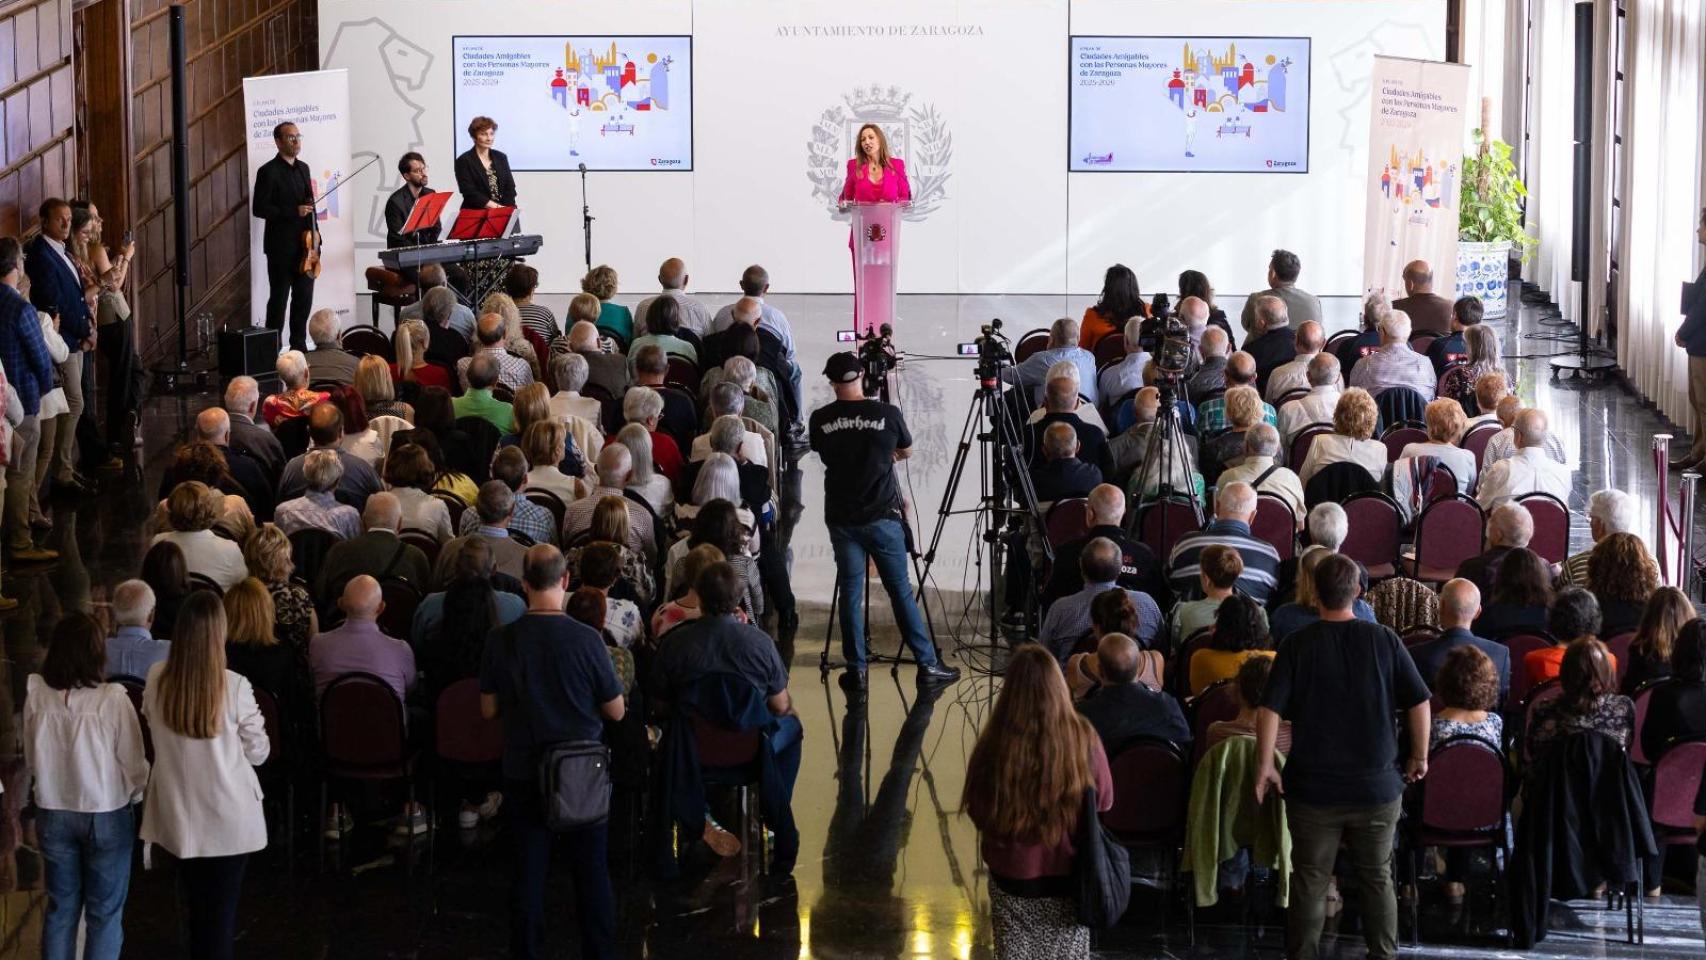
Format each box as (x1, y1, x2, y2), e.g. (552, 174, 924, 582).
(1615, 0, 1705, 428)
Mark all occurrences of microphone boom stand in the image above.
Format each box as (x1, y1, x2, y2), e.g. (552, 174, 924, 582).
(578, 162, 594, 273)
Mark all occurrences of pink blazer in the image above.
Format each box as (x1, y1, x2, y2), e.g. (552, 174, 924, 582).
(839, 157, 912, 204)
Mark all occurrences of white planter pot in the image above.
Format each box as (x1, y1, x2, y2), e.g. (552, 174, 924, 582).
(1456, 240, 1513, 319)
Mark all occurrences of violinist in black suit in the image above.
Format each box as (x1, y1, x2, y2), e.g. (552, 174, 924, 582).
(453, 116, 517, 210)
(250, 122, 316, 351)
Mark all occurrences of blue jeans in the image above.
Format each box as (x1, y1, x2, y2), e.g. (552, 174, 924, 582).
(37, 806, 136, 960)
(829, 519, 938, 669)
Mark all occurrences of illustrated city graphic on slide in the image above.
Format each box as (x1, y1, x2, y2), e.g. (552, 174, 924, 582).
(1070, 36, 1311, 173)
(1374, 143, 1458, 250)
(454, 35, 693, 172)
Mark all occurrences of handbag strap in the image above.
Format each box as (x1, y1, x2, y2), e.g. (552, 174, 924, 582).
(1252, 463, 1282, 488)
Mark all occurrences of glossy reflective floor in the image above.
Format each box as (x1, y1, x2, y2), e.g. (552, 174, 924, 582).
(0, 291, 1703, 958)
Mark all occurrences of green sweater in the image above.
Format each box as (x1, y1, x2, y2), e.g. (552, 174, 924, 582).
(1182, 734, 1291, 908)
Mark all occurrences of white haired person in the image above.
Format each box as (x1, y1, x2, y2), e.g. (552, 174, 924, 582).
(274, 449, 361, 540)
(1474, 409, 1572, 509)
(1347, 308, 1436, 398)
(260, 350, 327, 427)
(1561, 490, 1638, 587)
(616, 422, 673, 516)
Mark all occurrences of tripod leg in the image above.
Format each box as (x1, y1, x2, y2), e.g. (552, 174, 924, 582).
(821, 577, 839, 677)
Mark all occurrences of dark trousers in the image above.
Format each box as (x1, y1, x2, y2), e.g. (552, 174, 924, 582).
(757, 521, 797, 624)
(504, 780, 615, 960)
(264, 253, 315, 352)
(177, 853, 247, 960)
(1287, 799, 1400, 960)
(97, 317, 140, 450)
(74, 346, 104, 467)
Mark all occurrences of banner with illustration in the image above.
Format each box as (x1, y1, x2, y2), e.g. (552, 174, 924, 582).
(1361, 56, 1470, 301)
(242, 69, 356, 336)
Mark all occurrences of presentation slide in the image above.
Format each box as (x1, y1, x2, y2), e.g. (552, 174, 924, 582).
(453, 35, 693, 171)
(1069, 35, 1310, 173)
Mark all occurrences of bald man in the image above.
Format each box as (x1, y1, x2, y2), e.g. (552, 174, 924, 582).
(1392, 259, 1454, 336)
(314, 490, 433, 600)
(156, 407, 276, 520)
(1406, 579, 1510, 706)
(1041, 483, 1162, 606)
(1186, 326, 1230, 400)
(700, 295, 765, 370)
(1077, 632, 1190, 755)
(1244, 295, 1298, 393)
(308, 573, 416, 703)
(634, 257, 713, 337)
(1266, 320, 1326, 402)
(1475, 408, 1572, 509)
(275, 402, 382, 510)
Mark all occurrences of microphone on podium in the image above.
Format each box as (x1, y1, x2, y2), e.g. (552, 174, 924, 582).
(578, 162, 587, 173)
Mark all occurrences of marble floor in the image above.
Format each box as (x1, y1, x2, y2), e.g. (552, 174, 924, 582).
(0, 290, 1702, 958)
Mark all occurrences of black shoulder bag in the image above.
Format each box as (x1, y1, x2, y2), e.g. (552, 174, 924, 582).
(1073, 785, 1132, 927)
(504, 622, 611, 831)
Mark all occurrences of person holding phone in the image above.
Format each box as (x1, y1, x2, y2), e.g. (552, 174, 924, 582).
(70, 199, 139, 463)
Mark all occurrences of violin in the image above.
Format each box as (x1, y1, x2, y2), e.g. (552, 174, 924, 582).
(299, 206, 322, 279)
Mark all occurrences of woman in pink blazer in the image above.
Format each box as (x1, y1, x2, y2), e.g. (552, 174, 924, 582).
(839, 124, 911, 328)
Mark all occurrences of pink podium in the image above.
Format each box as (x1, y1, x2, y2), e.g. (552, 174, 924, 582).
(849, 201, 905, 333)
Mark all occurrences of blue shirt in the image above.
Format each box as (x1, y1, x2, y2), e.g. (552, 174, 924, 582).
(105, 626, 170, 681)
(480, 612, 622, 780)
(0, 284, 54, 416)
(1038, 581, 1162, 660)
(1003, 345, 1100, 404)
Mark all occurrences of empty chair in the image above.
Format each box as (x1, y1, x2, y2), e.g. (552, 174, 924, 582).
(1515, 493, 1569, 566)
(1408, 494, 1484, 583)
(1401, 735, 1509, 941)
(1044, 498, 1090, 549)
(1339, 492, 1402, 579)
(1013, 328, 1050, 363)
(340, 324, 394, 361)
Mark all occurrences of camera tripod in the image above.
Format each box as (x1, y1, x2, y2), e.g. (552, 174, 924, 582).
(915, 369, 1049, 674)
(1125, 379, 1205, 546)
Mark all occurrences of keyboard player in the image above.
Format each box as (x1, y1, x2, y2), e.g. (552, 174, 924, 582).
(385, 152, 444, 286)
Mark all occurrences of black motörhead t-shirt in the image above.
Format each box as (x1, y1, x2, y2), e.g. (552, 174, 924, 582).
(809, 397, 911, 526)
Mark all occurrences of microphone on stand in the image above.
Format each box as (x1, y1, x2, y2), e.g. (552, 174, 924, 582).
(578, 162, 587, 173)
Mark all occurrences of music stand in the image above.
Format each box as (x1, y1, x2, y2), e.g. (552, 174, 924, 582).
(400, 191, 451, 237)
(448, 206, 517, 241)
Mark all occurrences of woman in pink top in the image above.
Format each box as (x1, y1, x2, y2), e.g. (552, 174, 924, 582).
(838, 124, 912, 329)
(962, 644, 1112, 958)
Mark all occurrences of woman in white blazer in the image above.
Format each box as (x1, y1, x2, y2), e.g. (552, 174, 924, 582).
(140, 591, 270, 960)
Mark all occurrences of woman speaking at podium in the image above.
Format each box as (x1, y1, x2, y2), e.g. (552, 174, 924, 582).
(838, 123, 910, 330)
(454, 115, 516, 209)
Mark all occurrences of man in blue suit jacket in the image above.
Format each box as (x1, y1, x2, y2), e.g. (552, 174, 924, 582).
(23, 198, 96, 494)
(1407, 579, 1510, 709)
(1671, 206, 1706, 471)
(0, 236, 62, 571)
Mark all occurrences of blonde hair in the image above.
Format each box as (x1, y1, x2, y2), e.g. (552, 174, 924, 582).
(1223, 385, 1262, 431)
(1333, 388, 1378, 440)
(394, 318, 430, 377)
(522, 420, 567, 469)
(223, 577, 279, 648)
(511, 382, 550, 435)
(1294, 545, 1330, 611)
(569, 293, 602, 326)
(1423, 398, 1467, 444)
(245, 523, 295, 583)
(354, 354, 395, 406)
(581, 265, 619, 301)
(155, 591, 229, 739)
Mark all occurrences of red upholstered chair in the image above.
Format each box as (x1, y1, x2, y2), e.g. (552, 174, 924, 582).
(1602, 631, 1636, 685)
(1629, 679, 1672, 767)
(1188, 680, 1241, 765)
(1341, 492, 1402, 578)
(252, 686, 294, 856)
(1408, 494, 1483, 583)
(1409, 332, 1439, 355)
(689, 711, 767, 875)
(377, 578, 422, 644)
(1401, 735, 1509, 941)
(1137, 497, 1202, 567)
(1648, 740, 1706, 849)
(1515, 493, 1569, 566)
(1103, 738, 1193, 935)
(1289, 423, 1334, 475)
(1250, 494, 1296, 563)
(399, 530, 440, 566)
(1460, 421, 1502, 471)
(1093, 331, 1128, 366)
(665, 356, 701, 395)
(320, 671, 425, 859)
(435, 678, 504, 767)
(1044, 498, 1090, 549)
(1013, 329, 1050, 363)
(1380, 424, 1429, 463)
(1504, 636, 1556, 705)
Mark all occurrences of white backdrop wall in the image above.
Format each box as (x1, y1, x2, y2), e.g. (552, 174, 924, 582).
(318, 0, 1442, 298)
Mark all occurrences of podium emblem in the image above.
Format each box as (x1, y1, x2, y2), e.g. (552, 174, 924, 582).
(865, 224, 887, 243)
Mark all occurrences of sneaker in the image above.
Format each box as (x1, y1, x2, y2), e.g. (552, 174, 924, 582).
(702, 818, 742, 858)
(323, 804, 353, 840)
(457, 804, 480, 830)
(392, 801, 430, 836)
(477, 791, 503, 821)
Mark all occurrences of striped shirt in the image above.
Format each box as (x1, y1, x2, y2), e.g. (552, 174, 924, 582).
(518, 303, 559, 343)
(1166, 519, 1282, 603)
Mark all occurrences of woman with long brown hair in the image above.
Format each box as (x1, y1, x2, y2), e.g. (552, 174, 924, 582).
(962, 644, 1112, 958)
(1585, 532, 1660, 636)
(140, 591, 270, 960)
(1624, 585, 1695, 693)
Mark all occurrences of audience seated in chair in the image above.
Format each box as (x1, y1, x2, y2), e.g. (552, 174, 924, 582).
(1027, 360, 1108, 433)
(547, 351, 604, 427)
(419, 287, 471, 370)
(1476, 409, 1572, 509)
(1483, 397, 1569, 467)
(152, 482, 249, 590)
(314, 492, 433, 600)
(1168, 545, 1268, 653)
(1399, 398, 1478, 494)
(383, 442, 456, 542)
(413, 538, 525, 702)
(1003, 316, 1100, 405)
(1064, 589, 1166, 699)
(1265, 320, 1326, 403)
(1473, 547, 1554, 641)
(1041, 483, 1160, 608)
(629, 293, 700, 371)
(308, 575, 415, 705)
(457, 313, 535, 395)
(1204, 655, 1292, 754)
(1348, 308, 1435, 399)
(261, 349, 329, 428)
(275, 449, 361, 541)
(1525, 636, 1634, 764)
(1216, 423, 1305, 525)
(1041, 536, 1162, 661)
(401, 264, 474, 338)
(1186, 326, 1230, 402)
(1276, 352, 1344, 445)
(1077, 632, 1190, 756)
(435, 480, 530, 585)
(1199, 385, 1266, 489)
(1637, 618, 1706, 766)
(1030, 422, 1103, 507)
(689, 382, 769, 466)
(1622, 586, 1695, 694)
(561, 318, 629, 401)
(1244, 295, 1299, 394)
(1097, 317, 1151, 410)
(634, 257, 714, 337)
(392, 317, 453, 392)
(1455, 501, 1532, 595)
(458, 447, 558, 547)
(276, 403, 383, 510)
(1270, 545, 1377, 644)
(304, 308, 359, 386)
(106, 578, 169, 680)
(223, 375, 286, 481)
(1561, 489, 1637, 587)
(1407, 578, 1510, 705)
(1522, 586, 1605, 690)
(622, 383, 687, 487)
(1585, 532, 1659, 637)
(1166, 482, 1281, 603)
(452, 354, 517, 435)
(1198, 352, 1276, 436)
(522, 420, 585, 507)
(563, 444, 657, 562)
(1297, 387, 1386, 486)
(1189, 593, 1275, 697)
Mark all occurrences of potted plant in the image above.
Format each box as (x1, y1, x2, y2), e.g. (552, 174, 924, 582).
(1457, 127, 1535, 319)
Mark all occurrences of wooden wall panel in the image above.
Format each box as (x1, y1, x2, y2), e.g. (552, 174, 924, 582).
(0, 0, 75, 239)
(129, 0, 318, 363)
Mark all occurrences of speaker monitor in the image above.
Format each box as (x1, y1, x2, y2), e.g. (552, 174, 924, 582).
(218, 327, 281, 379)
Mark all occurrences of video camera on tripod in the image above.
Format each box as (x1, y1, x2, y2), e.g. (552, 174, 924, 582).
(956, 318, 1013, 388)
(836, 323, 900, 399)
(1148, 315, 1195, 408)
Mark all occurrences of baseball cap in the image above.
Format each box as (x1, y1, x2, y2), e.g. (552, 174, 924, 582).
(823, 352, 862, 384)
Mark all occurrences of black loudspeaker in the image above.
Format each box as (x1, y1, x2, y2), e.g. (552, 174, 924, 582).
(218, 327, 281, 378)
(1570, 0, 1592, 282)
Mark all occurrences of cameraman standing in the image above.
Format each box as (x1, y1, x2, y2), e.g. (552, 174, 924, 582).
(810, 352, 960, 691)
